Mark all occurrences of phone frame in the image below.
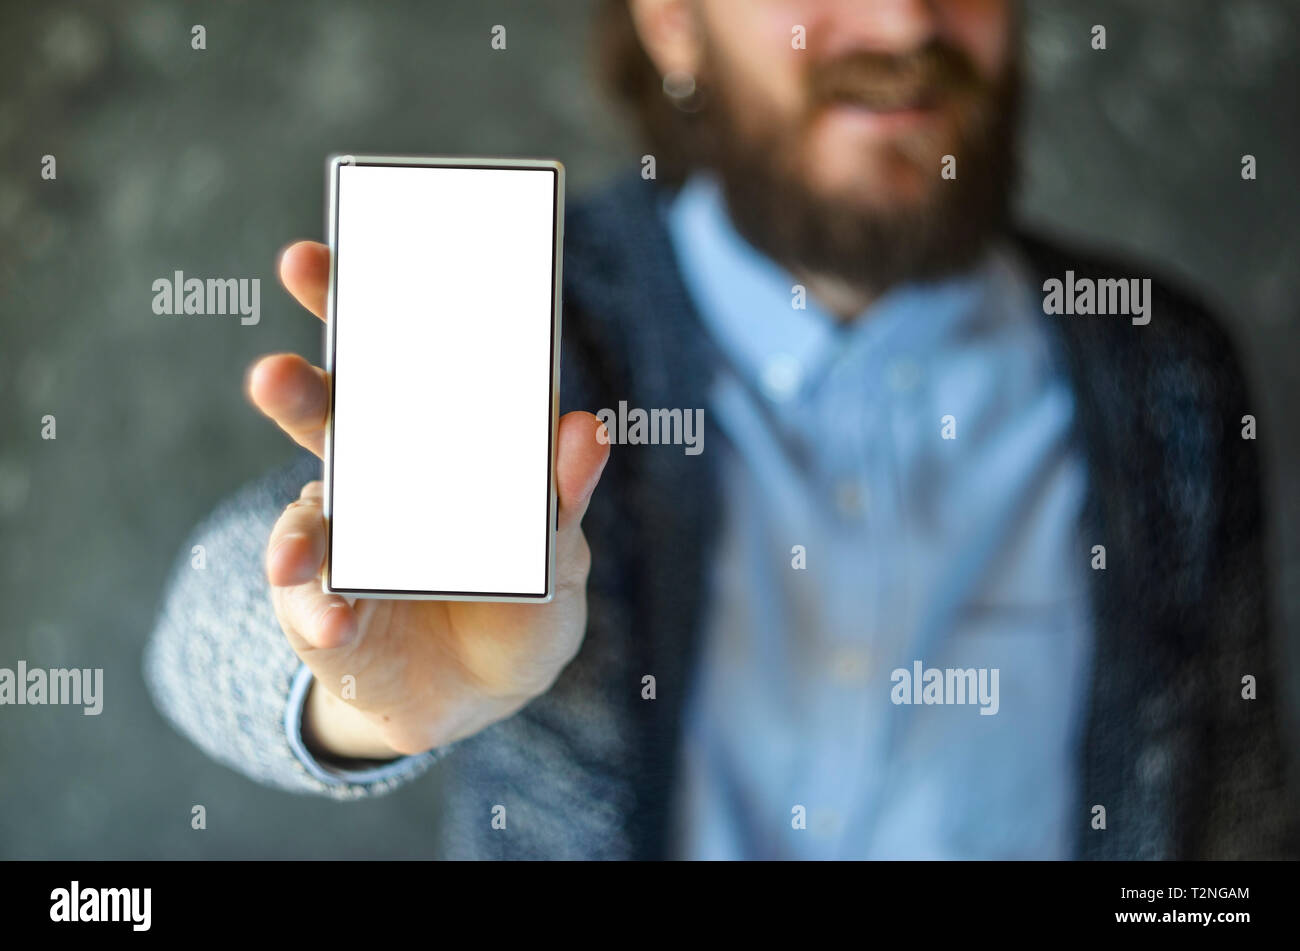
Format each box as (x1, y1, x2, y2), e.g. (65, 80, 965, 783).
(321, 153, 564, 602)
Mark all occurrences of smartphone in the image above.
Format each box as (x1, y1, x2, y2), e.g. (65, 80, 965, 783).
(322, 154, 564, 602)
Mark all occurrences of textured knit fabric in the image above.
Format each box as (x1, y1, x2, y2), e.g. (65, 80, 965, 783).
(144, 170, 1298, 859)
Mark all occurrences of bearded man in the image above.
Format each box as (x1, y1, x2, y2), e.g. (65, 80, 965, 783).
(146, 0, 1295, 859)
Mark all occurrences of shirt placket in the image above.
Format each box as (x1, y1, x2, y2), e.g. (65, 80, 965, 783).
(798, 346, 888, 852)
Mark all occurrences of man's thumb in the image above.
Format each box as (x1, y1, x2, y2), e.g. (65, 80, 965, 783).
(555, 411, 610, 531)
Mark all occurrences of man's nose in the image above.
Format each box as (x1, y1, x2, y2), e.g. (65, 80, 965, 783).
(810, 0, 940, 58)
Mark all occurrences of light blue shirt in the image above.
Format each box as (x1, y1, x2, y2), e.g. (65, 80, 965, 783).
(662, 173, 1094, 859)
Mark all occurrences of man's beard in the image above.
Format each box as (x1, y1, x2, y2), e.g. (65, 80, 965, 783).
(689, 41, 1022, 299)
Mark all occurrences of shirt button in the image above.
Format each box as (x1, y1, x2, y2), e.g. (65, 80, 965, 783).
(761, 354, 802, 401)
(830, 647, 871, 684)
(811, 806, 845, 840)
(886, 357, 921, 393)
(834, 481, 867, 519)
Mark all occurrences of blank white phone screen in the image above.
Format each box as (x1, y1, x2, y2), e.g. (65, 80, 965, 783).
(327, 162, 558, 598)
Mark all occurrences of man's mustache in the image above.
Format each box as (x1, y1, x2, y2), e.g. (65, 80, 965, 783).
(808, 42, 987, 112)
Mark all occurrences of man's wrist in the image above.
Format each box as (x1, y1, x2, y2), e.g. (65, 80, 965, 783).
(302, 677, 404, 762)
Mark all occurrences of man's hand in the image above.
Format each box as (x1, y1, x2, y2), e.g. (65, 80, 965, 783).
(248, 240, 609, 760)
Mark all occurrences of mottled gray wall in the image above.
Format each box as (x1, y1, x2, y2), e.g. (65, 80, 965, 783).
(0, 0, 1295, 857)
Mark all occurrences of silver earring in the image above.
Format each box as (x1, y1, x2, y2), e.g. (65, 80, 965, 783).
(663, 70, 705, 113)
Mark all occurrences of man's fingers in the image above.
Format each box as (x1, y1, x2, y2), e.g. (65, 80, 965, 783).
(267, 481, 328, 587)
(555, 411, 611, 534)
(267, 482, 357, 652)
(274, 578, 357, 653)
(277, 240, 330, 321)
(246, 353, 331, 458)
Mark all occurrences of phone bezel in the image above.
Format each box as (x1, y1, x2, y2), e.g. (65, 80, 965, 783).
(321, 154, 564, 602)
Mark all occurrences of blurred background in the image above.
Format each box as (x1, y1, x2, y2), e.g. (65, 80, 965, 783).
(0, 0, 1296, 858)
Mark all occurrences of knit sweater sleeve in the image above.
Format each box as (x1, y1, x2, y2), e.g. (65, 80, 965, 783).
(142, 449, 449, 799)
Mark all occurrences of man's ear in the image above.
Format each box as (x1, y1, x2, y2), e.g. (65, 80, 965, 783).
(627, 0, 704, 79)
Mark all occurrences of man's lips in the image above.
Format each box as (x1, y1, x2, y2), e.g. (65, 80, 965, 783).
(816, 96, 944, 134)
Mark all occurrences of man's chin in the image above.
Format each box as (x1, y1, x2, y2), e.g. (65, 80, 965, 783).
(799, 161, 940, 216)
(706, 79, 1019, 295)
